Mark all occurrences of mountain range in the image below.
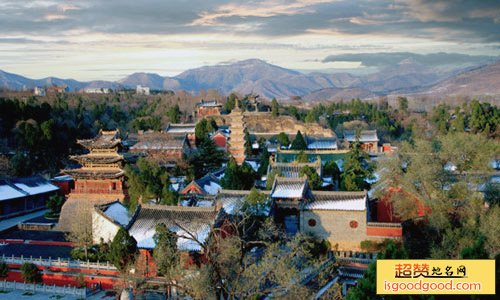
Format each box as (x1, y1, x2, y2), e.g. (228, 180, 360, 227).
(1, 58, 499, 100)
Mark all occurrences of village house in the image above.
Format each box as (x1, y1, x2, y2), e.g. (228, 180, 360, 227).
(343, 130, 379, 153)
(136, 85, 150, 95)
(165, 123, 196, 146)
(180, 169, 225, 204)
(129, 133, 191, 167)
(92, 201, 133, 244)
(33, 86, 46, 96)
(267, 156, 322, 178)
(84, 87, 111, 94)
(194, 99, 222, 118)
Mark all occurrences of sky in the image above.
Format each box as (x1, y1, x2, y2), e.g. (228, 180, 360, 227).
(0, 0, 499, 81)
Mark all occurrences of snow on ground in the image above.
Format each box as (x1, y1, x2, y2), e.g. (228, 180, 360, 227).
(104, 202, 131, 226)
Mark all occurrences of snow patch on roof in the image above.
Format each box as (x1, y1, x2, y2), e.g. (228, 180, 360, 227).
(104, 202, 132, 227)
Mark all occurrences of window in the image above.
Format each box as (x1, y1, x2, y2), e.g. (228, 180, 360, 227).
(112, 182, 116, 190)
(308, 218, 316, 227)
(350, 220, 358, 229)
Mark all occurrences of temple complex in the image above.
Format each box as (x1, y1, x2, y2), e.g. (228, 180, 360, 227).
(228, 100, 247, 165)
(58, 129, 127, 232)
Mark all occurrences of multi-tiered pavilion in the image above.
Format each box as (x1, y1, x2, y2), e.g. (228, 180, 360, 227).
(58, 129, 127, 232)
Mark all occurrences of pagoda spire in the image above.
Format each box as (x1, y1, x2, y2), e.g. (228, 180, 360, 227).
(228, 99, 246, 165)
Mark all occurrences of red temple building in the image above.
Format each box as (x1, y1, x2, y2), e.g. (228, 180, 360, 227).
(194, 100, 222, 118)
(58, 129, 127, 232)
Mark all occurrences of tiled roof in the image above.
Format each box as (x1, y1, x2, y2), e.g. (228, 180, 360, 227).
(165, 123, 196, 134)
(271, 176, 308, 199)
(130, 134, 188, 150)
(215, 190, 271, 215)
(268, 159, 321, 178)
(70, 153, 124, 164)
(181, 172, 221, 196)
(344, 130, 378, 143)
(0, 175, 59, 201)
(95, 201, 132, 227)
(197, 100, 221, 107)
(62, 168, 124, 179)
(306, 136, 338, 150)
(128, 205, 219, 251)
(304, 191, 366, 211)
(77, 129, 121, 149)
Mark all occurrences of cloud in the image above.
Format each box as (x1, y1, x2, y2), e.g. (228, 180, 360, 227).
(322, 52, 499, 68)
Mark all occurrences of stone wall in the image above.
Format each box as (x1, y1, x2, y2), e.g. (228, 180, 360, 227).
(300, 209, 368, 251)
(213, 112, 335, 137)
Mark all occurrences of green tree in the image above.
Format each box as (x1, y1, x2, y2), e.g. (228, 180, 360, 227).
(257, 146, 270, 178)
(323, 160, 341, 185)
(206, 118, 218, 133)
(153, 223, 178, 278)
(109, 227, 138, 273)
(266, 168, 283, 190)
(288, 106, 300, 120)
(240, 187, 270, 215)
(305, 110, 317, 123)
(195, 118, 209, 146)
(460, 237, 489, 259)
(291, 130, 307, 150)
(190, 138, 227, 178)
(167, 104, 181, 123)
(374, 132, 498, 258)
(125, 158, 175, 210)
(276, 132, 290, 148)
(347, 242, 408, 300)
(0, 261, 8, 279)
(271, 98, 279, 116)
(299, 165, 322, 190)
(46, 194, 65, 217)
(296, 150, 310, 163)
(398, 96, 408, 113)
(221, 158, 256, 190)
(340, 139, 373, 191)
(244, 129, 252, 155)
(21, 263, 42, 284)
(223, 93, 237, 112)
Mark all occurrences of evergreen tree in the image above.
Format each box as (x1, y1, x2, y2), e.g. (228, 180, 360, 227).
(291, 130, 307, 150)
(109, 227, 138, 273)
(257, 146, 270, 178)
(266, 168, 283, 190)
(460, 237, 489, 259)
(220, 157, 256, 190)
(21, 263, 42, 284)
(223, 93, 237, 112)
(153, 223, 178, 277)
(195, 118, 209, 146)
(0, 261, 8, 279)
(323, 160, 341, 185)
(276, 132, 290, 148)
(125, 158, 175, 210)
(271, 98, 279, 116)
(206, 118, 218, 132)
(190, 138, 227, 178)
(296, 150, 310, 163)
(340, 140, 373, 191)
(288, 106, 300, 120)
(305, 110, 317, 123)
(398, 97, 409, 113)
(244, 129, 253, 155)
(167, 104, 181, 123)
(299, 165, 322, 190)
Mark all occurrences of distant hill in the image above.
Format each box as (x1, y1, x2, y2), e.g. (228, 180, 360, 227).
(1, 58, 499, 100)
